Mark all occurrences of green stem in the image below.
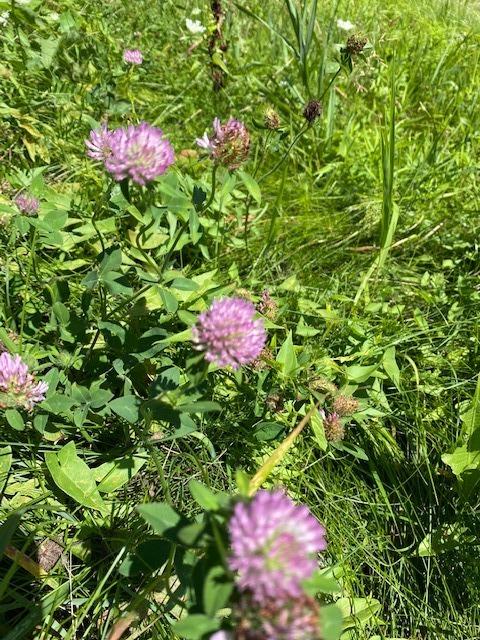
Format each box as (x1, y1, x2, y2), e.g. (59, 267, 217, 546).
(244, 131, 273, 248)
(18, 228, 37, 351)
(91, 211, 105, 254)
(120, 178, 130, 203)
(161, 219, 187, 272)
(200, 164, 218, 212)
(258, 125, 309, 184)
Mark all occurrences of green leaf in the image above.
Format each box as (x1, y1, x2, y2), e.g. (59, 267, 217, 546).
(45, 442, 106, 512)
(109, 395, 141, 423)
(0, 445, 12, 492)
(383, 346, 401, 389)
(310, 410, 328, 451)
(119, 538, 171, 577)
(93, 455, 147, 493)
(321, 603, 343, 640)
(172, 614, 218, 639)
(276, 331, 298, 378)
(336, 596, 381, 629)
(460, 373, 480, 438)
(137, 502, 182, 534)
(417, 522, 471, 557)
(189, 480, 219, 510)
(5, 409, 25, 431)
(52, 301, 70, 325)
(0, 513, 22, 557)
(295, 316, 320, 337)
(303, 570, 341, 595)
(253, 421, 285, 441)
(442, 428, 480, 478)
(178, 401, 222, 414)
(99, 247, 122, 274)
(345, 363, 379, 383)
(203, 566, 234, 617)
(237, 170, 261, 204)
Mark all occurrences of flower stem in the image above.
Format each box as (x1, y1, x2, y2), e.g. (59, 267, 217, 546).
(258, 125, 309, 185)
(200, 164, 218, 212)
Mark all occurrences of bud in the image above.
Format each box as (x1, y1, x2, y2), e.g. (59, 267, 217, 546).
(264, 106, 280, 130)
(303, 99, 322, 124)
(345, 34, 368, 56)
(309, 377, 338, 395)
(332, 394, 359, 416)
(236, 288, 254, 302)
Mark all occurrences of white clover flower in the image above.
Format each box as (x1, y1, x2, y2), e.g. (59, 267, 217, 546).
(0, 11, 10, 27)
(337, 19, 355, 31)
(186, 18, 206, 34)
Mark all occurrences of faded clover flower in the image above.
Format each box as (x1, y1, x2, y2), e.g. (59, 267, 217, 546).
(123, 49, 143, 64)
(345, 34, 368, 56)
(303, 100, 322, 124)
(257, 289, 278, 320)
(0, 352, 48, 411)
(228, 489, 327, 604)
(192, 297, 266, 369)
(86, 122, 174, 185)
(320, 410, 345, 442)
(234, 593, 321, 640)
(332, 394, 359, 416)
(196, 118, 250, 170)
(0, 11, 9, 27)
(15, 193, 40, 215)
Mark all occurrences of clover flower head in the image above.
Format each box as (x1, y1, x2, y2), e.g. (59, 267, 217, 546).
(337, 18, 355, 31)
(186, 18, 206, 34)
(0, 11, 9, 27)
(192, 297, 266, 369)
(196, 118, 250, 170)
(85, 124, 114, 161)
(228, 490, 327, 604)
(87, 122, 174, 185)
(123, 49, 143, 64)
(0, 352, 48, 411)
(15, 193, 39, 215)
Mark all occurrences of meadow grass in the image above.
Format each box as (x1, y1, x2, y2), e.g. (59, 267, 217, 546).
(0, 0, 479, 638)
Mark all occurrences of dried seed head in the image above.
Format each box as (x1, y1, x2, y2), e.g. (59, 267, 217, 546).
(345, 34, 368, 56)
(252, 346, 273, 371)
(257, 289, 278, 321)
(332, 394, 359, 416)
(303, 99, 322, 124)
(266, 392, 284, 413)
(309, 377, 338, 395)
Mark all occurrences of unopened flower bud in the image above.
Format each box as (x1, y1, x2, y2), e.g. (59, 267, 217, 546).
(264, 106, 280, 130)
